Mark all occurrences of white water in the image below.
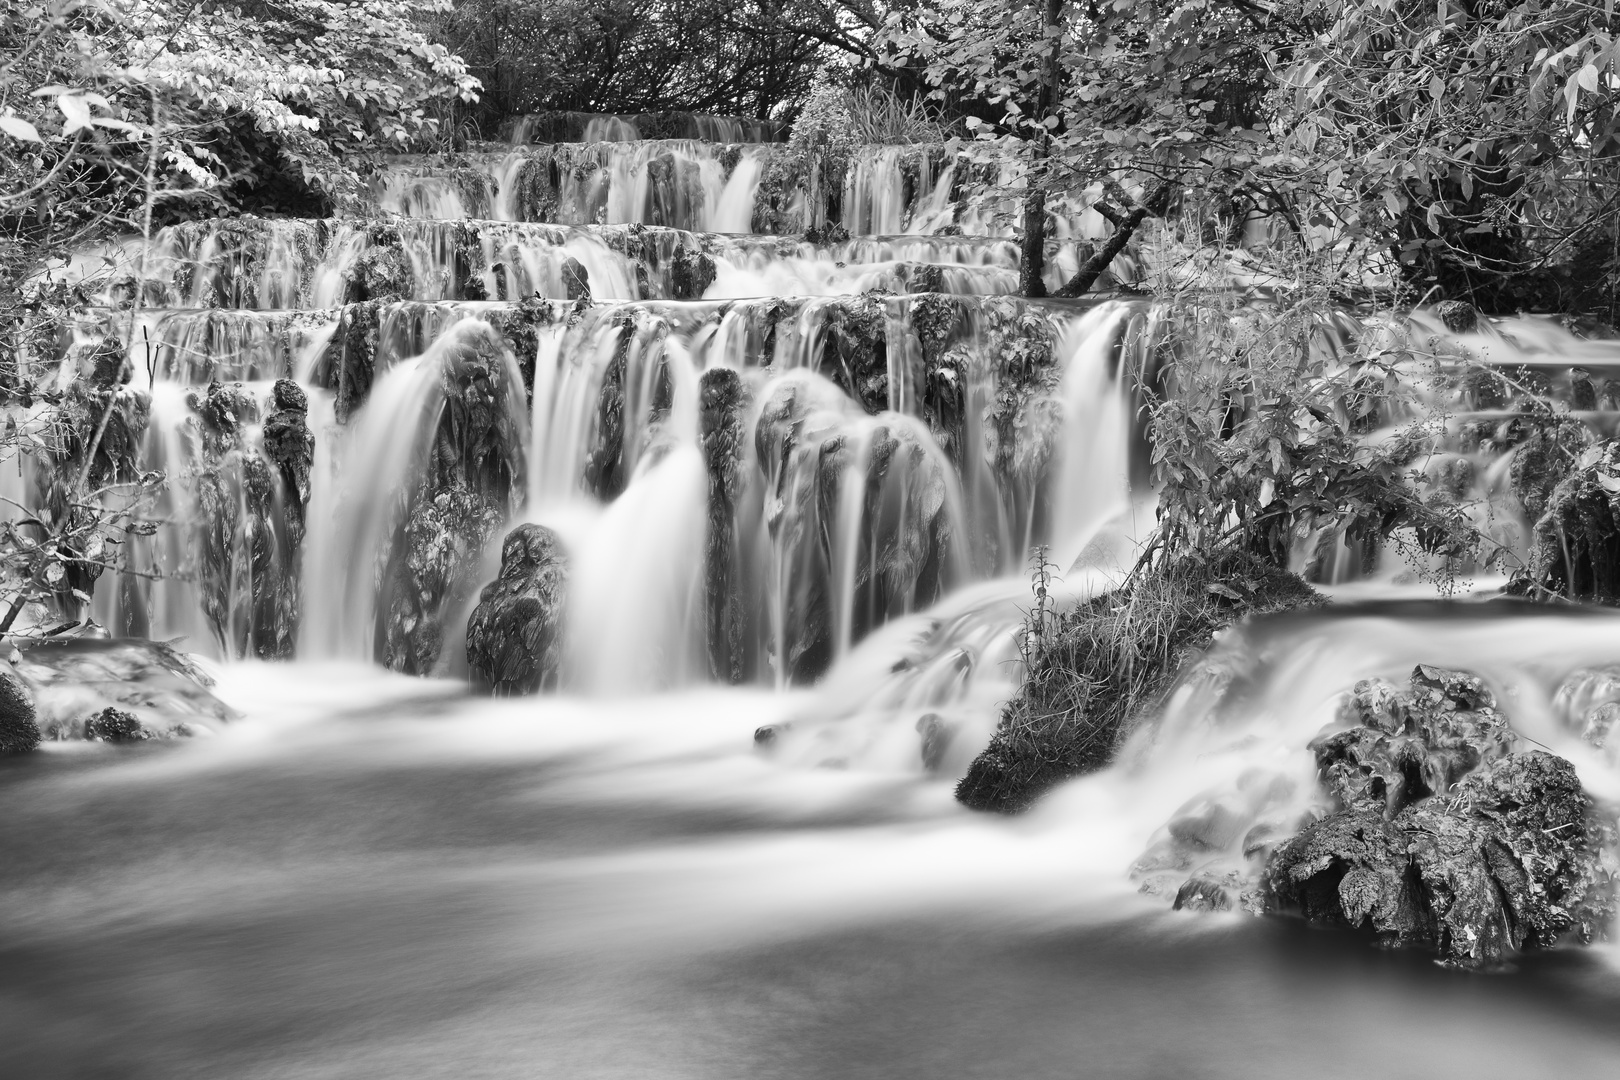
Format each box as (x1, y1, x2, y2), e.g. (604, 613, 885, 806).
(18, 111, 1620, 1076)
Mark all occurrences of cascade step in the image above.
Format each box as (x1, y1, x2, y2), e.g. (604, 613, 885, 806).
(503, 111, 787, 144)
(53, 295, 1138, 414)
(85, 219, 1041, 311)
(368, 141, 1109, 243)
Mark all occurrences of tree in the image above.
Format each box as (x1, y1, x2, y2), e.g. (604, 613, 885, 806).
(1276, 0, 1620, 314)
(432, 0, 886, 134)
(878, 0, 1282, 297)
(1, 0, 479, 636)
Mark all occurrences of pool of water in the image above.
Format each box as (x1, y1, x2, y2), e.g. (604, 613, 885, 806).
(2, 661, 1618, 1079)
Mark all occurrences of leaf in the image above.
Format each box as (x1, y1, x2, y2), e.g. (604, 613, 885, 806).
(57, 93, 91, 134)
(1206, 583, 1244, 601)
(1579, 63, 1600, 93)
(0, 115, 40, 142)
(44, 560, 64, 585)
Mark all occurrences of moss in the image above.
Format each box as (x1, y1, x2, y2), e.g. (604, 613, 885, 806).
(956, 550, 1321, 813)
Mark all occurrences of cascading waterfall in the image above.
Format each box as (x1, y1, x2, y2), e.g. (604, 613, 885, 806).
(23, 113, 1620, 831)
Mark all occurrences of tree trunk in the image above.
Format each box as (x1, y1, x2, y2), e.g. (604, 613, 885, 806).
(1053, 182, 1170, 299)
(1020, 0, 1064, 298)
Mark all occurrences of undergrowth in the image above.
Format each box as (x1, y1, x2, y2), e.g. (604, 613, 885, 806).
(956, 546, 1320, 813)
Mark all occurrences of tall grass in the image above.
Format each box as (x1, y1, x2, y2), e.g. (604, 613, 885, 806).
(844, 83, 952, 145)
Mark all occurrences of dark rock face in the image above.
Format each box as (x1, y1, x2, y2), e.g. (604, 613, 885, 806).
(753, 378, 957, 683)
(1264, 666, 1617, 966)
(1436, 301, 1480, 333)
(561, 257, 591, 302)
(188, 379, 309, 658)
(84, 707, 150, 743)
(466, 524, 568, 695)
(378, 330, 526, 675)
(672, 250, 717, 300)
(0, 667, 41, 754)
(700, 368, 750, 683)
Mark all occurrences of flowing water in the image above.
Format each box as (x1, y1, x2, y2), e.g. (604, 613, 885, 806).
(9, 118, 1620, 1077)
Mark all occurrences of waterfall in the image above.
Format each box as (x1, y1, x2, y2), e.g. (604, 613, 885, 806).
(44, 110, 1619, 742)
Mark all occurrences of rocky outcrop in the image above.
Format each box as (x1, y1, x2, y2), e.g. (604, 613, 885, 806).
(188, 380, 309, 658)
(671, 249, 716, 300)
(700, 367, 749, 683)
(83, 706, 150, 743)
(0, 665, 40, 754)
(465, 524, 568, 695)
(1263, 666, 1617, 967)
(377, 334, 525, 675)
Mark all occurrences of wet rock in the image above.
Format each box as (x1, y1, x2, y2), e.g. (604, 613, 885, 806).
(1461, 366, 1507, 410)
(1436, 301, 1479, 333)
(1174, 874, 1233, 913)
(672, 249, 717, 300)
(1512, 437, 1620, 602)
(1168, 796, 1251, 852)
(561, 257, 591, 302)
(916, 713, 953, 772)
(1570, 368, 1598, 411)
(379, 328, 526, 674)
(465, 524, 568, 696)
(1510, 418, 1590, 524)
(1553, 666, 1620, 743)
(1264, 666, 1617, 967)
(261, 378, 314, 516)
(700, 367, 749, 683)
(0, 666, 40, 754)
(753, 724, 780, 748)
(83, 706, 150, 743)
(1312, 666, 1512, 817)
(13, 638, 234, 739)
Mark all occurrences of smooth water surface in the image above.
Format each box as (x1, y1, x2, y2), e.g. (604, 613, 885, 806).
(3, 660, 1619, 1080)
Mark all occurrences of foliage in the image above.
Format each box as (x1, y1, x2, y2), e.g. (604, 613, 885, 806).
(3, 0, 477, 637)
(1132, 229, 1513, 587)
(844, 81, 952, 144)
(1275, 0, 1620, 314)
(431, 0, 884, 134)
(1, 0, 478, 234)
(877, 0, 1283, 293)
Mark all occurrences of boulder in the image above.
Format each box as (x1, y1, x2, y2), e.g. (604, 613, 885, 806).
(1435, 301, 1479, 333)
(0, 665, 41, 754)
(84, 707, 151, 743)
(465, 523, 568, 695)
(1263, 666, 1617, 966)
(671, 250, 717, 300)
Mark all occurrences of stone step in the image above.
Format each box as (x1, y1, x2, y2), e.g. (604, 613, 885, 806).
(51, 295, 1125, 422)
(82, 218, 1049, 311)
(501, 111, 787, 144)
(367, 142, 1105, 241)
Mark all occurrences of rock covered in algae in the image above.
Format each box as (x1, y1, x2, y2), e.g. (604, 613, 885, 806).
(1263, 666, 1617, 967)
(466, 524, 569, 696)
(0, 665, 41, 754)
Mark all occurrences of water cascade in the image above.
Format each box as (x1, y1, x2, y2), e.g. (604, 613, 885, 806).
(14, 112, 1620, 932)
(17, 108, 1620, 1075)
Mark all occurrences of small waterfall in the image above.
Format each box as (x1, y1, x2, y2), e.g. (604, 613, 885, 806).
(300, 319, 528, 669)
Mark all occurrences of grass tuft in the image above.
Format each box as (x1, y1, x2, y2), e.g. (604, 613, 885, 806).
(956, 547, 1320, 813)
